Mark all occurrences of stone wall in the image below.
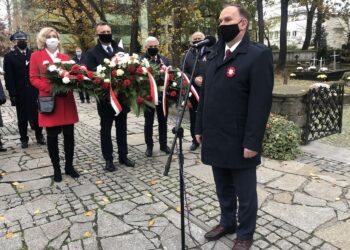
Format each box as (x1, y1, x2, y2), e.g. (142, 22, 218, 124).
(272, 50, 317, 63)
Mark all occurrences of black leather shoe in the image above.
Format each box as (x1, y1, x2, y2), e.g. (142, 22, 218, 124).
(105, 160, 117, 172)
(145, 147, 153, 157)
(65, 167, 80, 178)
(21, 141, 28, 149)
(119, 157, 135, 167)
(53, 168, 62, 182)
(204, 225, 236, 241)
(37, 137, 46, 145)
(160, 145, 171, 154)
(86, 99, 90, 103)
(190, 142, 199, 151)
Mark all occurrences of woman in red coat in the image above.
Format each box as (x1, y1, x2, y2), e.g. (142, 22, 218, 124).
(30, 27, 80, 182)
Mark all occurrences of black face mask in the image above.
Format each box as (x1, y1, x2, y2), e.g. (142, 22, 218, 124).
(147, 47, 158, 57)
(98, 34, 112, 44)
(17, 40, 27, 50)
(192, 40, 203, 45)
(218, 23, 241, 43)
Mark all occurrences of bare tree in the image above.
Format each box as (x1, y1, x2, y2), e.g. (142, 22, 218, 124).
(257, 0, 265, 43)
(0, 0, 13, 33)
(276, 0, 289, 71)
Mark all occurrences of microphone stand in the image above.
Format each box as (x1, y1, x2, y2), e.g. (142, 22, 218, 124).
(163, 47, 201, 250)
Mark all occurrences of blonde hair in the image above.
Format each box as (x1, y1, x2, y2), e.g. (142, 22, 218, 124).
(36, 27, 60, 50)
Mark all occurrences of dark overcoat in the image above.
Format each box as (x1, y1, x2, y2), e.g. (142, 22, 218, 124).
(3, 48, 39, 121)
(195, 34, 274, 169)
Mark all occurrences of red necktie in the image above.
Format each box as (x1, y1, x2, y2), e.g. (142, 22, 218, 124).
(224, 49, 232, 60)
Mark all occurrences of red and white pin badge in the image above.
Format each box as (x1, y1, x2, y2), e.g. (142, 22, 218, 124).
(226, 67, 236, 78)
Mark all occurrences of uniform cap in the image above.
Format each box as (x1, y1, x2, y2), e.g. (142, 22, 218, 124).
(10, 31, 28, 41)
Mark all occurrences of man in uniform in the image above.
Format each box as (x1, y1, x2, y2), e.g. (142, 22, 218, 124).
(182, 31, 211, 151)
(72, 46, 90, 103)
(142, 36, 171, 157)
(4, 31, 45, 148)
(195, 4, 273, 250)
(83, 22, 134, 172)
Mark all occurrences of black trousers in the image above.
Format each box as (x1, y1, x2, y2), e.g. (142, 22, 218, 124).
(16, 105, 43, 142)
(212, 166, 257, 240)
(144, 104, 167, 148)
(78, 90, 90, 102)
(46, 124, 74, 168)
(97, 102, 128, 161)
(189, 99, 198, 144)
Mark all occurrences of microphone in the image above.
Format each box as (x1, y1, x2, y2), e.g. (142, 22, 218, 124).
(191, 36, 216, 48)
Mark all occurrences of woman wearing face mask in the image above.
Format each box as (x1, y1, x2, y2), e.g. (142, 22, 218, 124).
(29, 27, 80, 182)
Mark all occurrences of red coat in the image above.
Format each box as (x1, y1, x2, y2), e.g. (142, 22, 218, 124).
(30, 50, 79, 127)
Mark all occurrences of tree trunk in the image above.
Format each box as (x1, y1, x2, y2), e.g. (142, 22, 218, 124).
(257, 0, 264, 44)
(130, 17, 140, 53)
(301, 2, 317, 50)
(5, 0, 12, 33)
(170, 0, 182, 67)
(276, 0, 289, 72)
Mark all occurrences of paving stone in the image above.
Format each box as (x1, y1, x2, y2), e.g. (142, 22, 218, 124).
(131, 195, 153, 205)
(83, 237, 98, 250)
(315, 220, 350, 250)
(257, 167, 284, 184)
(48, 232, 68, 249)
(18, 178, 52, 193)
(0, 232, 22, 250)
(97, 210, 132, 237)
(257, 186, 270, 208)
(262, 201, 336, 233)
(25, 196, 56, 214)
(72, 183, 99, 197)
(293, 192, 327, 206)
(328, 201, 348, 212)
(104, 200, 137, 216)
(304, 180, 343, 201)
(0, 184, 16, 196)
(24, 226, 49, 250)
(137, 202, 169, 215)
(201, 241, 231, 250)
(267, 174, 307, 192)
(101, 232, 155, 250)
(70, 222, 95, 241)
(273, 192, 293, 204)
(4, 205, 31, 222)
(67, 240, 83, 250)
(0, 167, 52, 182)
(40, 218, 71, 240)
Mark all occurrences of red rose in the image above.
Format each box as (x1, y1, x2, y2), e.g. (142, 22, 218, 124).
(136, 97, 144, 103)
(76, 74, 85, 81)
(87, 71, 94, 79)
(95, 77, 102, 85)
(127, 65, 135, 73)
(136, 67, 144, 74)
(70, 64, 80, 73)
(131, 75, 137, 80)
(123, 79, 131, 87)
(182, 80, 188, 87)
(146, 95, 153, 102)
(169, 74, 174, 80)
(102, 83, 109, 90)
(181, 89, 186, 95)
(111, 69, 117, 76)
(170, 90, 177, 97)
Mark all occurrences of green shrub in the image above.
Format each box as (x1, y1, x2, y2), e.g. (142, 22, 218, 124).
(262, 114, 301, 160)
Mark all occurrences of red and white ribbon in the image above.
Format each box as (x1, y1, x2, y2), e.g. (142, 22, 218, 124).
(147, 71, 158, 106)
(110, 85, 122, 116)
(181, 71, 199, 102)
(162, 67, 171, 116)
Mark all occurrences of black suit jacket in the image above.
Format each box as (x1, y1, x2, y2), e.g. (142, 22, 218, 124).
(195, 34, 274, 169)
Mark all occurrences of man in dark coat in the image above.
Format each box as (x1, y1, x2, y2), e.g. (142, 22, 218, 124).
(195, 5, 273, 250)
(182, 31, 211, 151)
(142, 36, 170, 157)
(83, 22, 134, 172)
(4, 31, 45, 148)
(72, 46, 90, 103)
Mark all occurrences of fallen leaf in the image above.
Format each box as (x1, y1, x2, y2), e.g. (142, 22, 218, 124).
(12, 182, 19, 186)
(83, 170, 89, 174)
(145, 192, 152, 198)
(0, 216, 6, 221)
(102, 197, 110, 204)
(85, 211, 94, 217)
(95, 180, 103, 185)
(309, 172, 315, 176)
(335, 197, 341, 201)
(33, 209, 40, 215)
(0, 172, 6, 176)
(195, 160, 202, 164)
(176, 206, 181, 213)
(84, 231, 92, 238)
(148, 219, 155, 226)
(149, 179, 157, 186)
(5, 232, 13, 239)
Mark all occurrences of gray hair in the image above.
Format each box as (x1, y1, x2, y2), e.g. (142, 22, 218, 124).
(144, 36, 159, 46)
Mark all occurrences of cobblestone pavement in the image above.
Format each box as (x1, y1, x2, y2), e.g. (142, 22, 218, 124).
(0, 95, 349, 250)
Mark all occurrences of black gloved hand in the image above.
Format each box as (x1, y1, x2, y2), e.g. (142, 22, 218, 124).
(10, 96, 16, 106)
(0, 98, 5, 105)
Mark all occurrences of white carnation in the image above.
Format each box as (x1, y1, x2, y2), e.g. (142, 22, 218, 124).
(142, 67, 148, 74)
(104, 58, 111, 64)
(80, 65, 87, 71)
(142, 58, 150, 68)
(53, 58, 61, 63)
(43, 60, 49, 65)
(96, 65, 104, 74)
(189, 92, 192, 97)
(104, 79, 111, 83)
(62, 77, 70, 84)
(109, 62, 116, 67)
(116, 69, 124, 76)
(172, 82, 177, 87)
(177, 72, 182, 77)
(48, 65, 57, 72)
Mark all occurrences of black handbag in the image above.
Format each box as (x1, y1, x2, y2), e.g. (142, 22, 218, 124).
(38, 96, 55, 114)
